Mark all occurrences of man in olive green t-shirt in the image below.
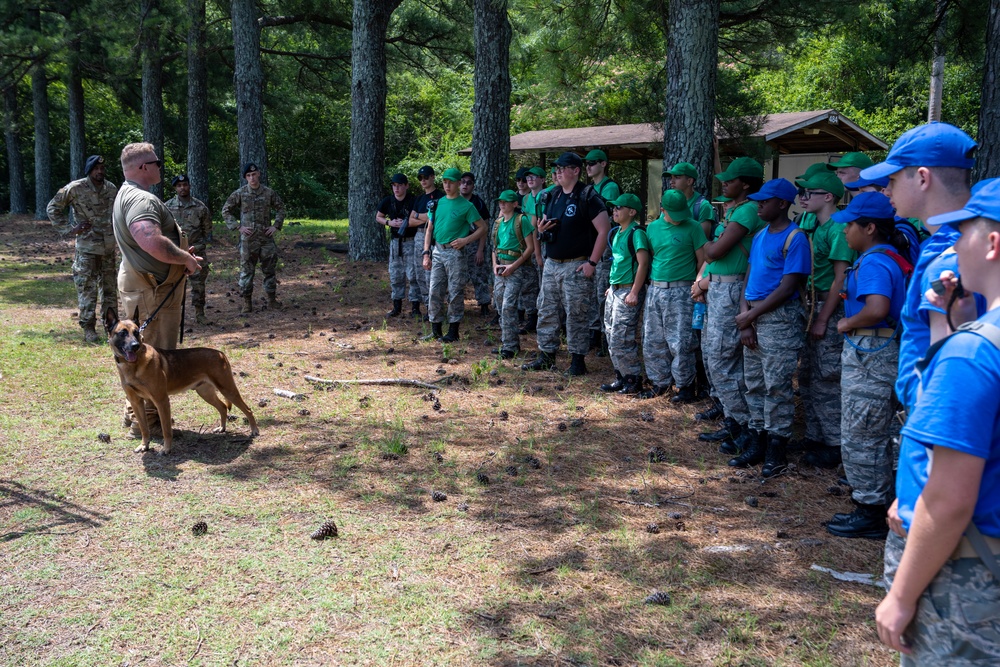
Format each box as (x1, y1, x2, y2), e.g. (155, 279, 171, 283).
(422, 167, 487, 343)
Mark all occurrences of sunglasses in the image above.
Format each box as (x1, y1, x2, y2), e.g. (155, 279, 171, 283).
(142, 159, 162, 169)
(585, 161, 600, 167)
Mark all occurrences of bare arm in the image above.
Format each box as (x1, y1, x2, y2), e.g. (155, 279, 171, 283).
(130, 218, 202, 275)
(837, 294, 891, 333)
(589, 211, 611, 264)
(626, 249, 650, 306)
(703, 222, 748, 261)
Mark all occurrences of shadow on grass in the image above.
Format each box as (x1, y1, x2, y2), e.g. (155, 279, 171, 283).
(139, 429, 254, 480)
(0, 479, 110, 542)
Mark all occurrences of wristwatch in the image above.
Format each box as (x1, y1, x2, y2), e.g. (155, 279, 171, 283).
(587, 259, 597, 267)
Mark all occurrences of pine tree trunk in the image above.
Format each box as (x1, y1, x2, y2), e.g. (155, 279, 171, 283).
(142, 0, 165, 199)
(232, 0, 268, 185)
(3, 85, 28, 214)
(31, 54, 52, 218)
(67, 39, 87, 180)
(470, 0, 511, 222)
(977, 0, 1000, 180)
(662, 0, 719, 197)
(347, 0, 402, 261)
(187, 0, 210, 204)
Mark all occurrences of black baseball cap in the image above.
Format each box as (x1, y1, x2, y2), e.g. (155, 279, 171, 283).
(515, 167, 529, 180)
(172, 174, 189, 186)
(243, 162, 259, 176)
(460, 171, 475, 182)
(390, 173, 408, 184)
(552, 152, 583, 168)
(417, 165, 435, 178)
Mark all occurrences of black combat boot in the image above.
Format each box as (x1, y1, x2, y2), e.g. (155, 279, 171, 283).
(826, 503, 889, 540)
(699, 416, 738, 442)
(522, 351, 556, 371)
(617, 374, 642, 395)
(670, 384, 698, 404)
(386, 299, 403, 318)
(728, 429, 765, 468)
(802, 444, 842, 468)
(519, 312, 538, 335)
(565, 353, 587, 376)
(695, 397, 724, 422)
(719, 423, 755, 455)
(600, 371, 625, 392)
(440, 321, 460, 343)
(422, 322, 444, 341)
(761, 433, 789, 478)
(637, 384, 671, 400)
(410, 301, 422, 319)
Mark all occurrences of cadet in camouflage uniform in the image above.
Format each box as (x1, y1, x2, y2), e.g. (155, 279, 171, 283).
(517, 166, 547, 333)
(599, 193, 649, 395)
(825, 194, 908, 539)
(421, 168, 487, 342)
(730, 179, 810, 478)
(459, 172, 494, 316)
(585, 149, 620, 355)
(877, 181, 1000, 664)
(640, 189, 707, 401)
(164, 174, 213, 325)
(377, 173, 417, 318)
(47, 155, 119, 342)
(794, 170, 855, 467)
(222, 163, 286, 314)
(491, 190, 535, 358)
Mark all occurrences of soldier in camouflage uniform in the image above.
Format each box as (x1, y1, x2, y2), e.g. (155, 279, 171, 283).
(164, 174, 213, 325)
(459, 172, 494, 316)
(47, 155, 119, 342)
(377, 173, 417, 318)
(490, 190, 535, 358)
(585, 150, 620, 356)
(517, 166, 547, 333)
(729, 179, 810, 478)
(222, 163, 286, 314)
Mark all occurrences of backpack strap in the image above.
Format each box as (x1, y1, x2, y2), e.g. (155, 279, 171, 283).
(781, 227, 803, 258)
(494, 214, 528, 259)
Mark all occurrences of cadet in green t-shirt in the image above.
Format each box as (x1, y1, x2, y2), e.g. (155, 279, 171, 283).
(793, 169, 856, 468)
(491, 190, 536, 359)
(664, 162, 716, 241)
(516, 166, 547, 333)
(792, 162, 828, 234)
(586, 149, 621, 356)
(691, 157, 767, 456)
(599, 193, 650, 395)
(640, 189, 708, 401)
(421, 168, 487, 343)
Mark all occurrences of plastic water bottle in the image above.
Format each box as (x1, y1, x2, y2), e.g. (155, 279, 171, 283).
(692, 301, 707, 330)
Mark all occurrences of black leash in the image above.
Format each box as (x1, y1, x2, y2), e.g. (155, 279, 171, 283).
(138, 278, 183, 334)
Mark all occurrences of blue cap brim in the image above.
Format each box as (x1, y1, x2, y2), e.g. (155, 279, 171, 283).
(830, 209, 857, 223)
(926, 207, 978, 228)
(746, 192, 768, 201)
(859, 162, 904, 180)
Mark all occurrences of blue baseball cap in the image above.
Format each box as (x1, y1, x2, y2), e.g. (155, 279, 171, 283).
(926, 178, 1000, 228)
(747, 178, 797, 203)
(844, 175, 890, 191)
(831, 192, 896, 223)
(860, 122, 977, 180)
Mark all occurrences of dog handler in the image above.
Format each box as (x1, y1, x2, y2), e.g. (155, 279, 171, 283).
(113, 142, 202, 437)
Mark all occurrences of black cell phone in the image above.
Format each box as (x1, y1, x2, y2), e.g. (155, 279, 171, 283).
(931, 277, 966, 298)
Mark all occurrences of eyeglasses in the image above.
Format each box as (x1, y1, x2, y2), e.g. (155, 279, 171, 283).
(585, 161, 600, 167)
(142, 159, 162, 169)
(799, 189, 827, 199)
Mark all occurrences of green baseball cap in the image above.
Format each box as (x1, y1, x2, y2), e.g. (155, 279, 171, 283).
(712, 195, 732, 203)
(660, 189, 693, 221)
(797, 162, 830, 180)
(496, 189, 518, 202)
(527, 166, 546, 178)
(715, 157, 764, 181)
(441, 167, 462, 182)
(828, 152, 874, 170)
(795, 170, 846, 198)
(664, 162, 698, 179)
(610, 193, 641, 212)
(585, 149, 608, 162)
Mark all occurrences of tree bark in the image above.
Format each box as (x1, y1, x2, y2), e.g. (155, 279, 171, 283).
(67, 38, 86, 180)
(662, 0, 719, 197)
(232, 0, 268, 185)
(927, 0, 946, 122)
(31, 58, 52, 218)
(347, 0, 402, 261)
(187, 0, 210, 203)
(977, 0, 1000, 180)
(3, 84, 28, 214)
(470, 0, 511, 222)
(141, 0, 165, 199)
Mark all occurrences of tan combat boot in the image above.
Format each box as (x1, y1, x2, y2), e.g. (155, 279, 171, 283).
(266, 293, 282, 310)
(83, 323, 100, 343)
(195, 305, 211, 325)
(241, 295, 253, 314)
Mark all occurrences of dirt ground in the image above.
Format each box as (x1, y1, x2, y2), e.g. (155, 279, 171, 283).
(0, 213, 895, 666)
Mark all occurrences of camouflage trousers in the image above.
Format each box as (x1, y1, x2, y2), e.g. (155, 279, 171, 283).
(516, 257, 540, 316)
(389, 237, 421, 303)
(536, 260, 595, 355)
(840, 335, 899, 506)
(800, 300, 844, 447)
(465, 241, 492, 306)
(73, 249, 118, 327)
(884, 531, 1000, 666)
(413, 229, 431, 308)
(704, 279, 750, 424)
(603, 286, 645, 376)
(187, 245, 209, 309)
(494, 263, 527, 352)
(428, 245, 468, 324)
(643, 283, 697, 389)
(238, 236, 279, 297)
(590, 256, 612, 331)
(743, 300, 806, 437)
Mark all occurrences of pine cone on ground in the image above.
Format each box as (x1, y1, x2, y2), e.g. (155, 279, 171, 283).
(476, 472, 490, 485)
(645, 523, 660, 534)
(643, 591, 671, 605)
(648, 446, 668, 463)
(431, 490, 447, 502)
(505, 465, 519, 477)
(191, 521, 208, 536)
(311, 520, 338, 540)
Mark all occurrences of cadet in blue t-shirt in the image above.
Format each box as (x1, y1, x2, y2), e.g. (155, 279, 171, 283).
(729, 179, 811, 477)
(824, 193, 911, 540)
(876, 179, 1000, 664)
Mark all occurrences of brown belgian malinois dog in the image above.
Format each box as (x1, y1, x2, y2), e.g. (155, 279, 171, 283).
(104, 307, 259, 455)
